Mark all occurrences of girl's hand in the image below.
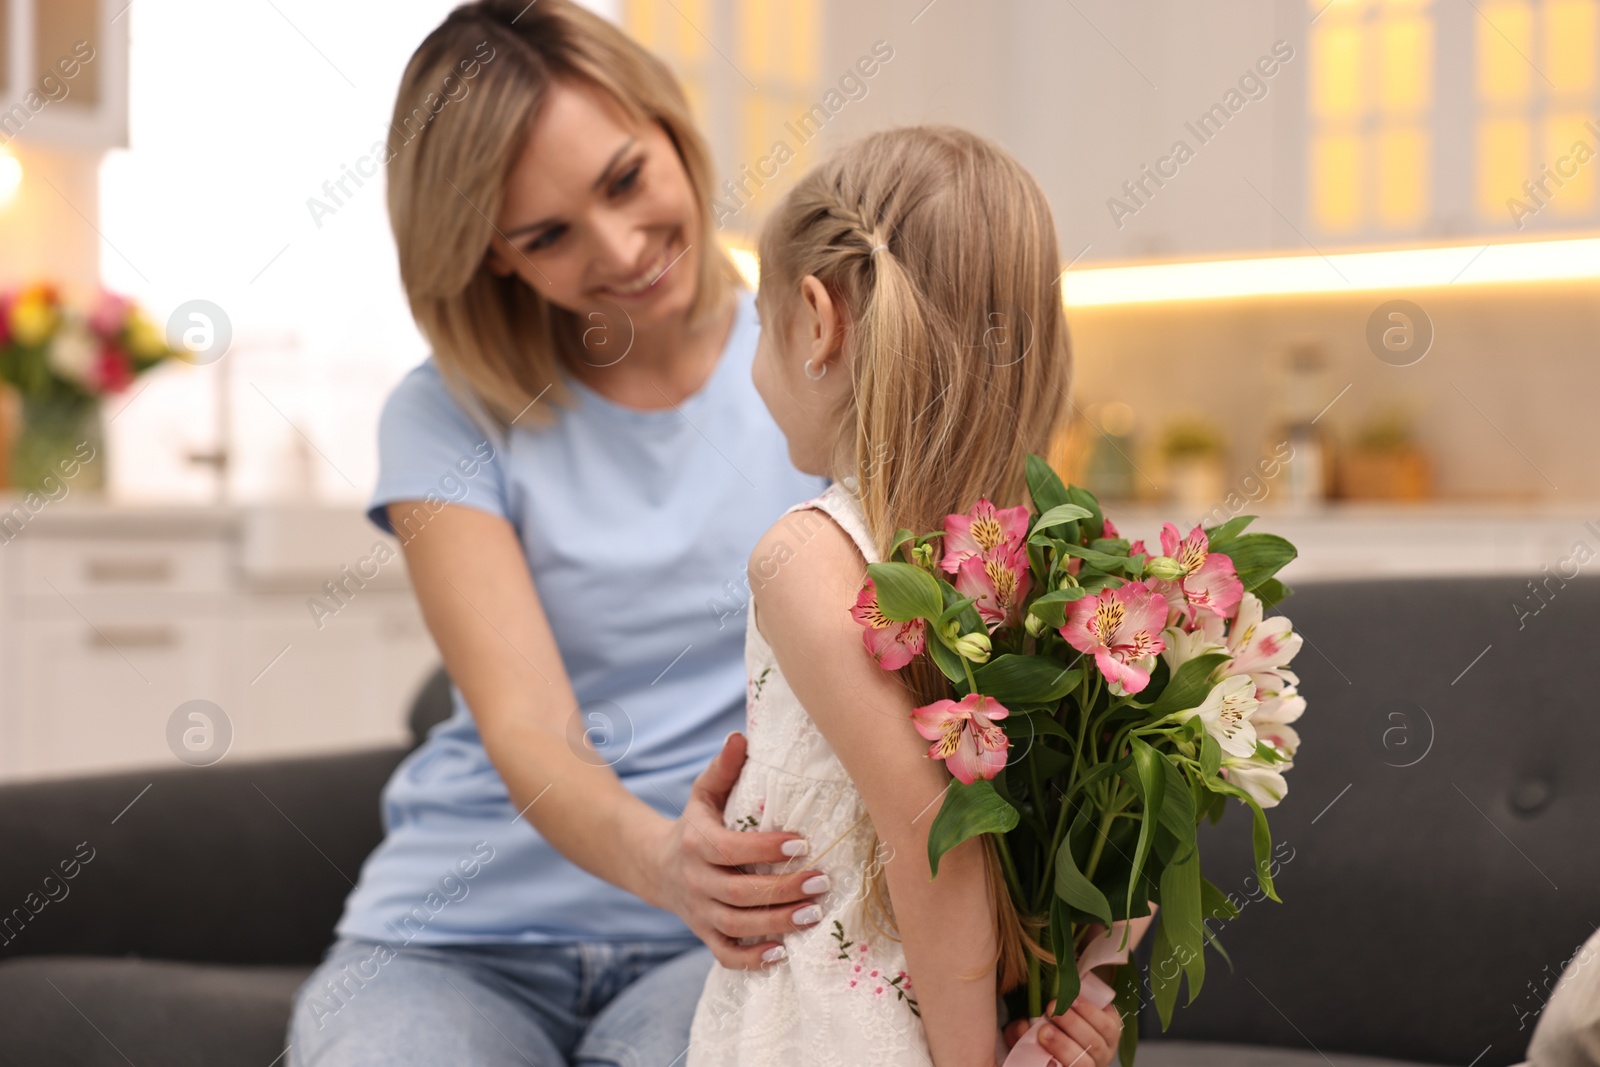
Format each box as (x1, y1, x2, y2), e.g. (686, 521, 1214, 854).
(648, 731, 829, 971)
(1000, 996, 1124, 1067)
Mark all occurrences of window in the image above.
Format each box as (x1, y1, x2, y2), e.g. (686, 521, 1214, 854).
(1474, 0, 1599, 228)
(1307, 0, 1435, 235)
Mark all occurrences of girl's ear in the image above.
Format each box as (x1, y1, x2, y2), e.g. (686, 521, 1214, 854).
(799, 275, 846, 372)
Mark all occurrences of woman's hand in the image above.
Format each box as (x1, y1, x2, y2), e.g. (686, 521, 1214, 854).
(648, 731, 830, 971)
(1000, 996, 1124, 1067)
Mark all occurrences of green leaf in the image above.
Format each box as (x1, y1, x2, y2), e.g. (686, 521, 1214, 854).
(1140, 653, 1229, 717)
(1114, 957, 1141, 1067)
(1050, 893, 1081, 1015)
(1254, 577, 1292, 610)
(1201, 779, 1282, 903)
(927, 633, 967, 686)
(1055, 810, 1114, 926)
(888, 528, 919, 561)
(1066, 485, 1105, 542)
(926, 778, 1019, 878)
(1124, 738, 1167, 919)
(1159, 842, 1205, 1004)
(1155, 758, 1197, 849)
(972, 655, 1082, 703)
(1033, 541, 1132, 571)
(1199, 732, 1222, 780)
(1202, 514, 1256, 542)
(1033, 503, 1094, 535)
(1207, 532, 1297, 592)
(1001, 709, 1075, 745)
(1200, 877, 1239, 922)
(935, 595, 980, 630)
(1026, 453, 1072, 514)
(1027, 586, 1087, 628)
(864, 561, 943, 620)
(1150, 902, 1180, 1029)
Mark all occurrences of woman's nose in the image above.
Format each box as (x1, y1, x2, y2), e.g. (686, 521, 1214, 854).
(590, 213, 647, 275)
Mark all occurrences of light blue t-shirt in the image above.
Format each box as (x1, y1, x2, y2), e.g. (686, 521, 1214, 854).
(336, 288, 825, 945)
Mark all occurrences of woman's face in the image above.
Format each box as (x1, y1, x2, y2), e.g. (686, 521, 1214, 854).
(486, 78, 700, 332)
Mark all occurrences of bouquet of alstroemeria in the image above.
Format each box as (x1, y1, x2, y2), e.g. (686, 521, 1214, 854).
(851, 455, 1304, 1067)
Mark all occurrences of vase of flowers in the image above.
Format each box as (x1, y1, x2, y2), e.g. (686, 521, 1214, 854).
(852, 455, 1304, 1066)
(0, 283, 177, 492)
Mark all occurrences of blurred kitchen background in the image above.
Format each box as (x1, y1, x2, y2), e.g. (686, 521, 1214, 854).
(1, 0, 1596, 781)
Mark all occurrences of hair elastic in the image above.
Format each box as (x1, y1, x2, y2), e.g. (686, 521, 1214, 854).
(869, 243, 889, 255)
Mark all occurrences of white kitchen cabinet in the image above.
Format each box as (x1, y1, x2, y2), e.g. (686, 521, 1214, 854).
(0, 501, 439, 782)
(0, 0, 129, 151)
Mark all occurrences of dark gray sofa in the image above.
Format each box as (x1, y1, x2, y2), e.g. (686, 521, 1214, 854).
(0, 578, 1591, 1066)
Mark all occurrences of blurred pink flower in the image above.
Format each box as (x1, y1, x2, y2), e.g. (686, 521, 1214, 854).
(851, 578, 927, 671)
(954, 544, 1032, 632)
(1160, 523, 1244, 620)
(941, 498, 1029, 575)
(910, 693, 1011, 784)
(1059, 581, 1169, 695)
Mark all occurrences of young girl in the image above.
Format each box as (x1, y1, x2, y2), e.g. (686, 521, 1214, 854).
(688, 127, 1125, 1067)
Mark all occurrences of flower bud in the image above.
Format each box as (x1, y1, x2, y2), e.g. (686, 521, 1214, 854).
(909, 542, 937, 573)
(952, 631, 992, 664)
(1024, 610, 1047, 637)
(1144, 555, 1186, 580)
(1057, 574, 1079, 591)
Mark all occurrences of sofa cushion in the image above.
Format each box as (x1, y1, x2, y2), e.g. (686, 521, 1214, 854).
(1139, 1039, 1439, 1067)
(1148, 577, 1599, 1067)
(0, 956, 310, 1067)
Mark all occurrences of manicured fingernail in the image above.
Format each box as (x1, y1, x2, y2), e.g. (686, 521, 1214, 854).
(780, 838, 810, 857)
(792, 904, 822, 925)
(800, 874, 830, 894)
(761, 945, 787, 963)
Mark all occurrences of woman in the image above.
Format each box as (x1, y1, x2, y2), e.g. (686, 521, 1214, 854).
(287, 2, 830, 1063)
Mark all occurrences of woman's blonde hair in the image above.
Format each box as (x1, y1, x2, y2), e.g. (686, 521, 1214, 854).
(758, 125, 1074, 994)
(386, 0, 737, 436)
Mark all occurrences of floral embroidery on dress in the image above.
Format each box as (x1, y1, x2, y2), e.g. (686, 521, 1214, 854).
(746, 666, 775, 730)
(733, 798, 766, 831)
(830, 920, 920, 1017)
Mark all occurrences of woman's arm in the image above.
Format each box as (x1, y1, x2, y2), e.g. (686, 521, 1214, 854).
(389, 500, 824, 969)
(749, 515, 1004, 1067)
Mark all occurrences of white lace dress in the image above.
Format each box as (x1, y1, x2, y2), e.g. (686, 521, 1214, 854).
(687, 482, 933, 1067)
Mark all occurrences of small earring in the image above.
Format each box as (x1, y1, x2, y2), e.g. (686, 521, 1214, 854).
(803, 359, 828, 381)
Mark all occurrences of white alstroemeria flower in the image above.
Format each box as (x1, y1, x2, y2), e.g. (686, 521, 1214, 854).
(1251, 690, 1305, 759)
(1178, 674, 1259, 758)
(1222, 754, 1290, 809)
(1161, 621, 1225, 674)
(1223, 592, 1302, 697)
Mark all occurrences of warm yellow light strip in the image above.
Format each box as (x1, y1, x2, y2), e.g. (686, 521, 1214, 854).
(1062, 236, 1600, 306)
(722, 235, 1600, 306)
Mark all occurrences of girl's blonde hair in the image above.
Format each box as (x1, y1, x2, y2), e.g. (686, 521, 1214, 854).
(758, 125, 1074, 994)
(387, 0, 737, 436)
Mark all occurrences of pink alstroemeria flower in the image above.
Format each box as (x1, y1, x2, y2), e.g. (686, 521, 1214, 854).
(954, 545, 1033, 632)
(1160, 523, 1244, 620)
(851, 579, 927, 671)
(941, 498, 1030, 575)
(910, 693, 1011, 784)
(1059, 581, 1169, 695)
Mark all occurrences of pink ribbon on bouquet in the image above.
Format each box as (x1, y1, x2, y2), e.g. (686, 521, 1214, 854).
(999, 907, 1157, 1067)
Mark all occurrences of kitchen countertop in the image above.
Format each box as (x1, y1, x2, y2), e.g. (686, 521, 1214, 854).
(2, 494, 1596, 582)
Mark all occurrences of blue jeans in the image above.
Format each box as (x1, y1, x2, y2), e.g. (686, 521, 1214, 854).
(287, 935, 713, 1066)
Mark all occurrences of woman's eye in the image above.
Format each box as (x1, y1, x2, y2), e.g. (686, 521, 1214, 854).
(524, 224, 566, 253)
(611, 163, 642, 196)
